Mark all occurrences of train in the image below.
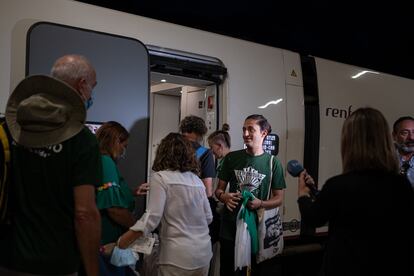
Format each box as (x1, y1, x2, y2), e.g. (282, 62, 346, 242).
(1, 0, 413, 242)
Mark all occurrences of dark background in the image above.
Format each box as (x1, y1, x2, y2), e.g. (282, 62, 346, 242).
(76, 0, 413, 80)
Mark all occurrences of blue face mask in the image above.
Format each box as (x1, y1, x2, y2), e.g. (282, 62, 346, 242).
(85, 98, 93, 110)
(85, 91, 95, 110)
(110, 246, 138, 267)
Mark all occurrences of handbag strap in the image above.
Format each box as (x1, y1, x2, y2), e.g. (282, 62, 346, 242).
(267, 155, 274, 200)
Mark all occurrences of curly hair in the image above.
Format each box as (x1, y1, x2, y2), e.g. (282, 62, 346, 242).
(152, 132, 200, 175)
(96, 121, 129, 160)
(179, 115, 207, 136)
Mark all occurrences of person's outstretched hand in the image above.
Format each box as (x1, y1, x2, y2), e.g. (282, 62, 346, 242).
(135, 183, 149, 196)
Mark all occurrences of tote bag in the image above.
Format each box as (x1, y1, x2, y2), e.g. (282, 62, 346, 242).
(256, 155, 284, 263)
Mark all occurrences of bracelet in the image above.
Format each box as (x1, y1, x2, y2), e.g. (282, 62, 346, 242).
(259, 200, 263, 208)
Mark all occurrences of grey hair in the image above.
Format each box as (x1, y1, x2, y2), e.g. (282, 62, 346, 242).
(51, 54, 94, 86)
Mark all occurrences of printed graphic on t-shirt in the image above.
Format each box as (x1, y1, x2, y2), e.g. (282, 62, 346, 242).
(27, 144, 63, 158)
(234, 166, 266, 194)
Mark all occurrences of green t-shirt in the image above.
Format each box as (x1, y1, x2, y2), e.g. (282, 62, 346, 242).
(6, 127, 102, 274)
(217, 149, 286, 241)
(96, 155, 135, 244)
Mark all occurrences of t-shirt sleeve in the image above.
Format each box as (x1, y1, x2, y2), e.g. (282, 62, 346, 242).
(72, 128, 102, 188)
(271, 157, 286, 190)
(200, 150, 216, 179)
(96, 155, 130, 210)
(217, 153, 232, 182)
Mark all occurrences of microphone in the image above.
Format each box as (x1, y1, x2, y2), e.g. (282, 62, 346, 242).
(287, 160, 319, 197)
(286, 160, 304, 177)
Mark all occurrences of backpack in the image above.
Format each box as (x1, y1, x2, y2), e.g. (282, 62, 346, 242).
(195, 146, 208, 159)
(0, 117, 11, 224)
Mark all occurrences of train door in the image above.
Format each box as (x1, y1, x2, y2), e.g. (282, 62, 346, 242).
(147, 46, 226, 169)
(26, 22, 150, 191)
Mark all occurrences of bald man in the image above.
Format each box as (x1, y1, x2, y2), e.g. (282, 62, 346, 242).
(51, 54, 97, 109)
(0, 55, 101, 276)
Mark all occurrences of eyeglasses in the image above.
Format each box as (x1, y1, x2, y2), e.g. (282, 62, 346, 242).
(398, 130, 414, 137)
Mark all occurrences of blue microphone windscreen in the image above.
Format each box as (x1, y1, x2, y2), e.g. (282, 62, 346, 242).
(287, 160, 304, 177)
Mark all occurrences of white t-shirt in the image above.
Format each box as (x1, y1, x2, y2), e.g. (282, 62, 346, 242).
(133, 170, 213, 269)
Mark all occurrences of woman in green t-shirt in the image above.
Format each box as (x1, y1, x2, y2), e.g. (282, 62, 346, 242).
(96, 121, 136, 276)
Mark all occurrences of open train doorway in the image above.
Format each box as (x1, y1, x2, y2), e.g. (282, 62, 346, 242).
(149, 73, 217, 165)
(147, 46, 227, 167)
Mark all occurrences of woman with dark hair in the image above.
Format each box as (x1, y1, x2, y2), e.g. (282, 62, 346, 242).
(118, 133, 213, 276)
(298, 107, 414, 275)
(95, 121, 136, 276)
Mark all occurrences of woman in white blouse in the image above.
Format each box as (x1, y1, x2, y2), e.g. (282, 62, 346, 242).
(118, 132, 212, 276)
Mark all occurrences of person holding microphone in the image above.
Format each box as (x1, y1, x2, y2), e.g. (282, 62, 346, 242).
(297, 107, 414, 276)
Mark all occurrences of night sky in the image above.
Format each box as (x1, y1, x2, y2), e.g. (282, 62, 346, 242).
(77, 0, 413, 80)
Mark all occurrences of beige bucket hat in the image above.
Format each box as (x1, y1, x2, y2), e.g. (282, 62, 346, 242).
(5, 75, 86, 148)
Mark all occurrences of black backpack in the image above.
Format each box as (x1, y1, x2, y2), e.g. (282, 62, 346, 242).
(0, 117, 11, 225)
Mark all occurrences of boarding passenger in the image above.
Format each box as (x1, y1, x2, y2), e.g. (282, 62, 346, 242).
(0, 55, 102, 276)
(392, 116, 414, 189)
(180, 115, 215, 197)
(207, 124, 231, 276)
(179, 115, 220, 247)
(95, 121, 138, 276)
(118, 133, 213, 276)
(215, 114, 285, 276)
(208, 123, 232, 212)
(208, 123, 232, 172)
(297, 107, 414, 276)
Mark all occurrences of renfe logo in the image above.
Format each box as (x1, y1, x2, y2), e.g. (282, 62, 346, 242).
(325, 105, 353, 119)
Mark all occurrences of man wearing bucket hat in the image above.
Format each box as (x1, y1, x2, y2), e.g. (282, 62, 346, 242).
(0, 55, 102, 276)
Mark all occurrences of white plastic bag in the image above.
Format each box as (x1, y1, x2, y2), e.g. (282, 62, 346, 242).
(234, 206, 251, 271)
(130, 235, 156, 255)
(142, 233, 160, 276)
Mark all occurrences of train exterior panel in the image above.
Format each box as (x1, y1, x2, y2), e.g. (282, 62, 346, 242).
(1, 0, 413, 239)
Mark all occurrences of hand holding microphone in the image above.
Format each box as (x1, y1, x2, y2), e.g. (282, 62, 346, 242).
(287, 160, 319, 198)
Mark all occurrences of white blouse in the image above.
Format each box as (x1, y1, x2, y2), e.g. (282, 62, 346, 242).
(131, 170, 213, 269)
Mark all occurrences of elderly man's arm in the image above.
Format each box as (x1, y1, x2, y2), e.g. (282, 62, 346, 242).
(74, 185, 101, 276)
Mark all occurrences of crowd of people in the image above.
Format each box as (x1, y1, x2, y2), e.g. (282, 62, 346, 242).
(0, 54, 412, 276)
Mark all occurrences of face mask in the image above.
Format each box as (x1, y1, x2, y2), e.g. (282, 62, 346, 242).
(85, 98, 93, 110)
(85, 91, 94, 110)
(396, 142, 414, 153)
(119, 148, 127, 159)
(82, 81, 95, 110)
(110, 246, 138, 267)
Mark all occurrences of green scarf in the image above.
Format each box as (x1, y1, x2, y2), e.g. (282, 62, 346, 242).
(238, 189, 259, 254)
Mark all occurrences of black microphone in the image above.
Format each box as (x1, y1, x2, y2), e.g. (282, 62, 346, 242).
(287, 160, 319, 197)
